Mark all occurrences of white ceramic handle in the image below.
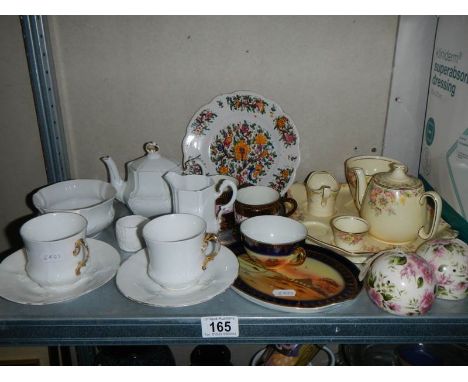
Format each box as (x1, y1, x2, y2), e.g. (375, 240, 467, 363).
(418, 191, 442, 240)
(215, 180, 238, 220)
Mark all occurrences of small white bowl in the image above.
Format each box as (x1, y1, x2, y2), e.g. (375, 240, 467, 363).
(32, 179, 116, 236)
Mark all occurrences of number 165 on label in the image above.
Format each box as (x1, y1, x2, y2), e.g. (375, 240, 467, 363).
(201, 316, 239, 338)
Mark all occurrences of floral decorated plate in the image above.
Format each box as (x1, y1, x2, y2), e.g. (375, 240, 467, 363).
(182, 91, 300, 195)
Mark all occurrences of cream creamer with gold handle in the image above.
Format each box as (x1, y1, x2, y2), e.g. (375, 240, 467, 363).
(356, 163, 442, 244)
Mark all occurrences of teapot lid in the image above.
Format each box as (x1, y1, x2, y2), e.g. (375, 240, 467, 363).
(129, 142, 179, 173)
(373, 163, 422, 190)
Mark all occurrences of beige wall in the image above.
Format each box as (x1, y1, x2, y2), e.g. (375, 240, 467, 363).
(0, 16, 47, 255)
(49, 16, 398, 183)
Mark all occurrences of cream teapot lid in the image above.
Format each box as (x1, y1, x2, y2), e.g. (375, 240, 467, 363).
(128, 142, 179, 173)
(373, 163, 422, 190)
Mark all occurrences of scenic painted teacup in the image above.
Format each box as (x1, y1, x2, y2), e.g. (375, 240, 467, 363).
(331, 216, 369, 253)
(240, 215, 307, 269)
(416, 239, 467, 300)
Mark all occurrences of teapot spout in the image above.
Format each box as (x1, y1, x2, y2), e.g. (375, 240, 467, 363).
(101, 156, 125, 202)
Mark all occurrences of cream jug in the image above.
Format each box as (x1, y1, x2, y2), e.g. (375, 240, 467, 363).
(164, 172, 237, 233)
(102, 142, 180, 218)
(354, 163, 442, 244)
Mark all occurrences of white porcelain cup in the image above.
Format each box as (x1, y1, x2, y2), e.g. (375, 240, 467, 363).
(143, 214, 221, 290)
(306, 171, 340, 217)
(20, 212, 90, 288)
(115, 215, 149, 252)
(331, 215, 369, 253)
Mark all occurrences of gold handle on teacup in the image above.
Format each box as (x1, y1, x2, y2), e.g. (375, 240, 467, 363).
(73, 238, 90, 276)
(288, 246, 307, 266)
(201, 233, 221, 270)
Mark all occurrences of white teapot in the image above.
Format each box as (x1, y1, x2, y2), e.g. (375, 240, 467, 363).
(354, 163, 442, 244)
(102, 142, 180, 218)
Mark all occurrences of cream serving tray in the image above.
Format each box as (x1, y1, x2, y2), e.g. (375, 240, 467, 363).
(287, 183, 458, 264)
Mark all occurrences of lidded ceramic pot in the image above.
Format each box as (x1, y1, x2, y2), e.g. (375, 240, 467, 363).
(416, 238, 468, 300)
(356, 163, 442, 244)
(102, 142, 180, 217)
(365, 249, 436, 316)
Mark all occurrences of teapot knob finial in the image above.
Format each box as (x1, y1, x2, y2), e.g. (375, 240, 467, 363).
(144, 141, 159, 153)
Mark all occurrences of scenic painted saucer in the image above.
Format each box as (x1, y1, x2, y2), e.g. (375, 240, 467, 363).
(0, 239, 120, 305)
(231, 243, 361, 313)
(116, 245, 239, 307)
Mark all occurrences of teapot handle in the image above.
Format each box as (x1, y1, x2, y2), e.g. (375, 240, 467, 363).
(215, 180, 238, 221)
(418, 191, 442, 240)
(352, 167, 367, 210)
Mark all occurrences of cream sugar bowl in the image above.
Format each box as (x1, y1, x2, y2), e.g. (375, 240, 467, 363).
(365, 249, 436, 316)
(345, 155, 402, 208)
(417, 239, 468, 300)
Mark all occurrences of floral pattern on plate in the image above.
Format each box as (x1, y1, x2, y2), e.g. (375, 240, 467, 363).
(209, 121, 277, 185)
(183, 91, 300, 195)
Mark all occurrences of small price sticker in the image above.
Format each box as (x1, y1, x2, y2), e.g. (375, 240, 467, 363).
(273, 289, 296, 297)
(201, 316, 239, 338)
(42, 253, 62, 263)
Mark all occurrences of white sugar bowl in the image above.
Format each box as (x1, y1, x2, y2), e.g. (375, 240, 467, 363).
(416, 239, 468, 301)
(366, 249, 436, 316)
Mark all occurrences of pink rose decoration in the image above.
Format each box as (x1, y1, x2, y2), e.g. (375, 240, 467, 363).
(368, 288, 383, 307)
(455, 282, 467, 292)
(387, 302, 401, 313)
(420, 290, 435, 314)
(400, 262, 417, 280)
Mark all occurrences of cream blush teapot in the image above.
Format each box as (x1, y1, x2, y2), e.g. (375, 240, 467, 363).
(102, 142, 180, 218)
(354, 163, 442, 244)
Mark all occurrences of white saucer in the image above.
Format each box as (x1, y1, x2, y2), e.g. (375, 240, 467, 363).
(116, 246, 239, 307)
(0, 239, 121, 305)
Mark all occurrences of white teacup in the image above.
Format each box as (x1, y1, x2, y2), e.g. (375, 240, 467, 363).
(143, 214, 220, 290)
(306, 171, 340, 217)
(20, 212, 90, 288)
(115, 215, 149, 252)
